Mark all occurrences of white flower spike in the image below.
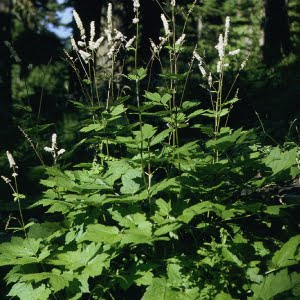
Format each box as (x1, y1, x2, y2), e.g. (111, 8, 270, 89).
(6, 151, 16, 168)
(161, 14, 171, 36)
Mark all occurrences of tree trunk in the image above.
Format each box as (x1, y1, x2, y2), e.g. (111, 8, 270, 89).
(140, 0, 161, 64)
(0, 0, 12, 133)
(263, 0, 292, 65)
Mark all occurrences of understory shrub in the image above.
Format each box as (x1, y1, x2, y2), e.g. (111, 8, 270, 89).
(1, 1, 300, 299)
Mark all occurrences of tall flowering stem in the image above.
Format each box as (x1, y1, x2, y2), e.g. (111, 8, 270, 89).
(132, 0, 148, 192)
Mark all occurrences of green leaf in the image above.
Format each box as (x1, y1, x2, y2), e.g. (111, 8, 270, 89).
(188, 109, 206, 119)
(142, 277, 198, 300)
(206, 128, 244, 151)
(135, 270, 154, 286)
(8, 283, 51, 300)
(264, 147, 297, 176)
(79, 224, 121, 244)
(28, 222, 63, 240)
(181, 101, 200, 110)
(272, 235, 300, 269)
(20, 270, 73, 293)
(104, 159, 130, 186)
(222, 247, 243, 267)
(155, 199, 172, 216)
(133, 124, 157, 142)
(251, 269, 300, 300)
(120, 168, 143, 194)
(121, 220, 153, 245)
(154, 223, 182, 237)
(80, 123, 105, 132)
(150, 129, 172, 146)
(150, 177, 180, 197)
(0, 237, 41, 266)
(223, 97, 239, 106)
(84, 253, 111, 277)
(144, 92, 161, 102)
(110, 104, 127, 116)
(215, 293, 233, 300)
(159, 71, 190, 81)
(178, 201, 227, 223)
(128, 67, 147, 81)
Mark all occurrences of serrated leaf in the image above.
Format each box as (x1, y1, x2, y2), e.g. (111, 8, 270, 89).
(28, 222, 62, 240)
(154, 223, 182, 236)
(21, 270, 73, 293)
(150, 129, 172, 146)
(79, 224, 121, 244)
(188, 109, 206, 119)
(0, 237, 41, 266)
(142, 277, 198, 300)
(80, 123, 105, 132)
(84, 253, 111, 277)
(159, 71, 190, 81)
(155, 199, 172, 216)
(135, 270, 154, 286)
(120, 168, 143, 194)
(49, 243, 101, 270)
(110, 104, 127, 116)
(8, 283, 51, 300)
(222, 247, 243, 267)
(178, 201, 226, 223)
(134, 124, 157, 142)
(264, 147, 297, 175)
(251, 269, 300, 300)
(215, 293, 233, 300)
(121, 220, 153, 245)
(272, 235, 300, 269)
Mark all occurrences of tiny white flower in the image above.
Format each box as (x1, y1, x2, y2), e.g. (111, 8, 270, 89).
(77, 41, 85, 47)
(1, 176, 11, 183)
(125, 36, 136, 50)
(107, 3, 113, 31)
(223, 63, 229, 67)
(89, 36, 104, 50)
(208, 72, 212, 87)
(70, 36, 78, 51)
(171, 0, 176, 6)
(12, 172, 18, 178)
(229, 49, 240, 56)
(175, 34, 186, 46)
(107, 42, 117, 59)
(64, 49, 74, 61)
(90, 21, 95, 43)
(79, 50, 91, 63)
(105, 29, 113, 45)
(73, 10, 85, 38)
(52, 133, 57, 150)
(215, 34, 224, 59)
(150, 39, 158, 53)
(217, 60, 222, 73)
(240, 58, 248, 70)
(57, 149, 66, 156)
(224, 16, 230, 47)
(193, 51, 202, 64)
(199, 64, 206, 77)
(6, 151, 16, 168)
(114, 29, 126, 42)
(161, 14, 171, 36)
(44, 147, 52, 152)
(132, 17, 139, 24)
(133, 0, 140, 12)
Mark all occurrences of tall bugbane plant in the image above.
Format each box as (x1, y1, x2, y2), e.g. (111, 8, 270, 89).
(0, 1, 299, 300)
